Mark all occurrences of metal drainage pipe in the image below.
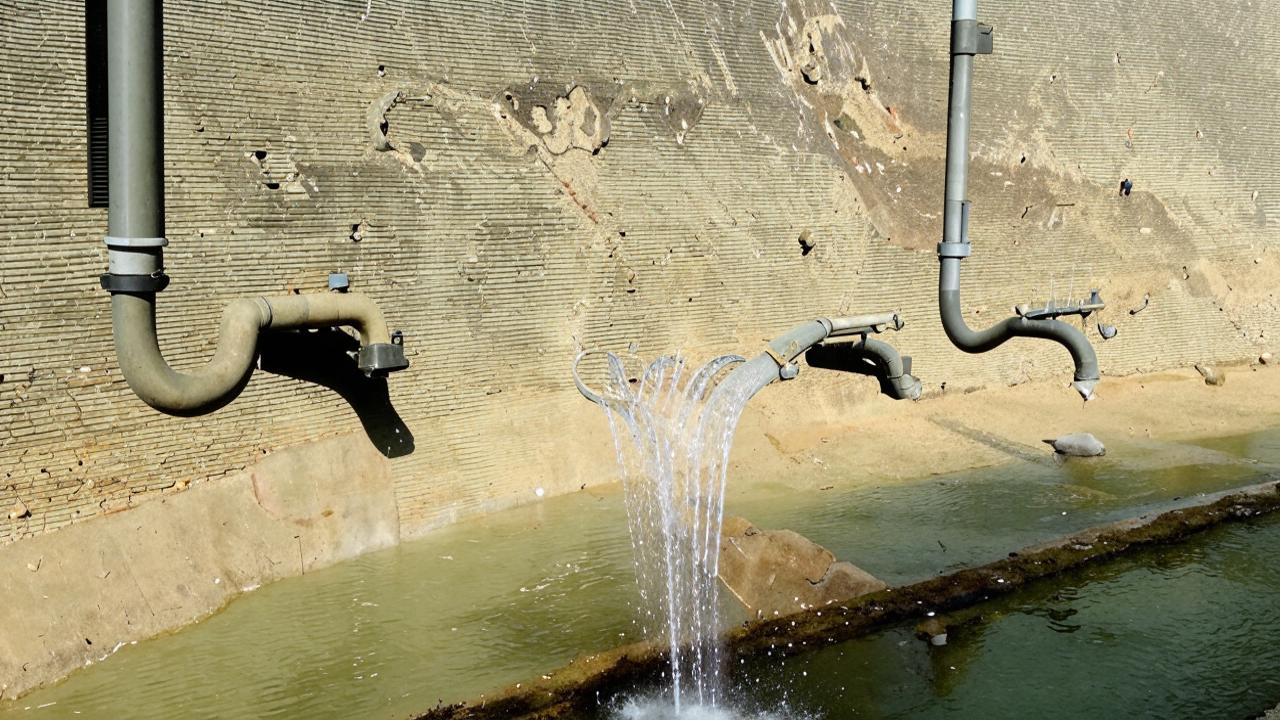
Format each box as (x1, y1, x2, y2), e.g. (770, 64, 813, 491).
(936, 0, 1099, 401)
(574, 314, 917, 407)
(100, 0, 407, 415)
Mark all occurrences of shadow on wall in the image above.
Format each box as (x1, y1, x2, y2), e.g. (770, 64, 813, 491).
(258, 329, 415, 458)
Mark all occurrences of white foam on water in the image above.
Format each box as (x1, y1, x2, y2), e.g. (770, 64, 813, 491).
(613, 696, 806, 720)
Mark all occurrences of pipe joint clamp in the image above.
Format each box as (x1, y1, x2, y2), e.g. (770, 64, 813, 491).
(937, 241, 973, 259)
(951, 20, 994, 56)
(104, 235, 169, 249)
(100, 271, 170, 294)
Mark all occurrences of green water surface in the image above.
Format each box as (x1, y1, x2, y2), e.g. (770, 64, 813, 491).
(2, 429, 1277, 719)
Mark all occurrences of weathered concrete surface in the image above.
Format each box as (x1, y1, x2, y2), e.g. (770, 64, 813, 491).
(719, 516, 886, 617)
(0, 433, 396, 700)
(2, 0, 1277, 547)
(0, 0, 1278, 693)
(414, 478, 1280, 720)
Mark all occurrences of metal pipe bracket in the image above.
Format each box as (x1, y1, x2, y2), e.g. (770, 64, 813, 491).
(951, 20, 994, 55)
(1015, 291, 1107, 320)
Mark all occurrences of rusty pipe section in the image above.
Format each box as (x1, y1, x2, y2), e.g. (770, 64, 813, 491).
(100, 0, 406, 415)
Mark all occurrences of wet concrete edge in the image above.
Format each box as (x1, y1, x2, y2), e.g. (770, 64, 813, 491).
(414, 477, 1280, 720)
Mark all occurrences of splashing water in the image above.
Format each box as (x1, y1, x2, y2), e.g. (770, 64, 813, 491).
(592, 351, 757, 712)
(614, 695, 806, 720)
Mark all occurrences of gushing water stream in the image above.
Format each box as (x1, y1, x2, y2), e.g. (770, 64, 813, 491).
(592, 351, 757, 713)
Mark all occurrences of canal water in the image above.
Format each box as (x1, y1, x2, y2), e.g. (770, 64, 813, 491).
(1, 429, 1277, 719)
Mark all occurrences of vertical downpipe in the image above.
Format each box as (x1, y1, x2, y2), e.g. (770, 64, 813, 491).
(106, 0, 167, 279)
(940, 0, 976, 295)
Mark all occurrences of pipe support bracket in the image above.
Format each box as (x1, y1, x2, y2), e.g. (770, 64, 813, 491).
(951, 20, 994, 55)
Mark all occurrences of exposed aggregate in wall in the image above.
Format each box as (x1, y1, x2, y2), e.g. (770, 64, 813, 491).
(0, 0, 1276, 543)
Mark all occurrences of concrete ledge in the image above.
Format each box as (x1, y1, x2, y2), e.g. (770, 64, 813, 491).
(0, 433, 397, 700)
(414, 478, 1280, 720)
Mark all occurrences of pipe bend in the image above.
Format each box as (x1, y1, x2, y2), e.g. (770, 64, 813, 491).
(939, 287, 1099, 383)
(262, 292, 393, 346)
(112, 294, 269, 414)
(113, 292, 400, 414)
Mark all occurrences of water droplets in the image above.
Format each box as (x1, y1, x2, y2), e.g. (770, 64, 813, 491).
(594, 351, 752, 711)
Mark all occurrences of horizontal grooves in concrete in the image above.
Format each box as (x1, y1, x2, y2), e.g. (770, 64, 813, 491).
(1, 0, 1277, 542)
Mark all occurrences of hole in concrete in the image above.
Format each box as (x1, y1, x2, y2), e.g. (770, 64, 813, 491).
(349, 222, 363, 242)
(854, 76, 871, 93)
(84, 638, 91, 646)
(264, 181, 280, 190)
(253, 149, 267, 161)
(798, 230, 815, 256)
(1020, 154, 1027, 164)
(377, 64, 386, 77)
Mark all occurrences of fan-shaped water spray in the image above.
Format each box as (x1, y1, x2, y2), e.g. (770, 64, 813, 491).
(591, 351, 754, 712)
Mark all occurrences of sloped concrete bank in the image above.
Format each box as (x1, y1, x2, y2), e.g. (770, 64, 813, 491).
(0, 434, 398, 701)
(415, 478, 1280, 720)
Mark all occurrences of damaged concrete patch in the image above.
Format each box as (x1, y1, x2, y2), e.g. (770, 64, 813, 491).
(369, 90, 407, 152)
(244, 147, 315, 195)
(494, 82, 619, 226)
(366, 87, 464, 172)
(497, 83, 612, 157)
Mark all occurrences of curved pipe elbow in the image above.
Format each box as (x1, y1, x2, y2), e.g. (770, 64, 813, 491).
(111, 292, 406, 414)
(112, 294, 269, 414)
(261, 293, 393, 345)
(939, 286, 1099, 396)
(855, 338, 923, 400)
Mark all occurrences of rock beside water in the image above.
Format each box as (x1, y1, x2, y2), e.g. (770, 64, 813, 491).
(1043, 433, 1106, 457)
(718, 516, 886, 617)
(1195, 364, 1226, 386)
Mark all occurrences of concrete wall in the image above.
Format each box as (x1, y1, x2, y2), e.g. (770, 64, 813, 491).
(0, 0, 1276, 681)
